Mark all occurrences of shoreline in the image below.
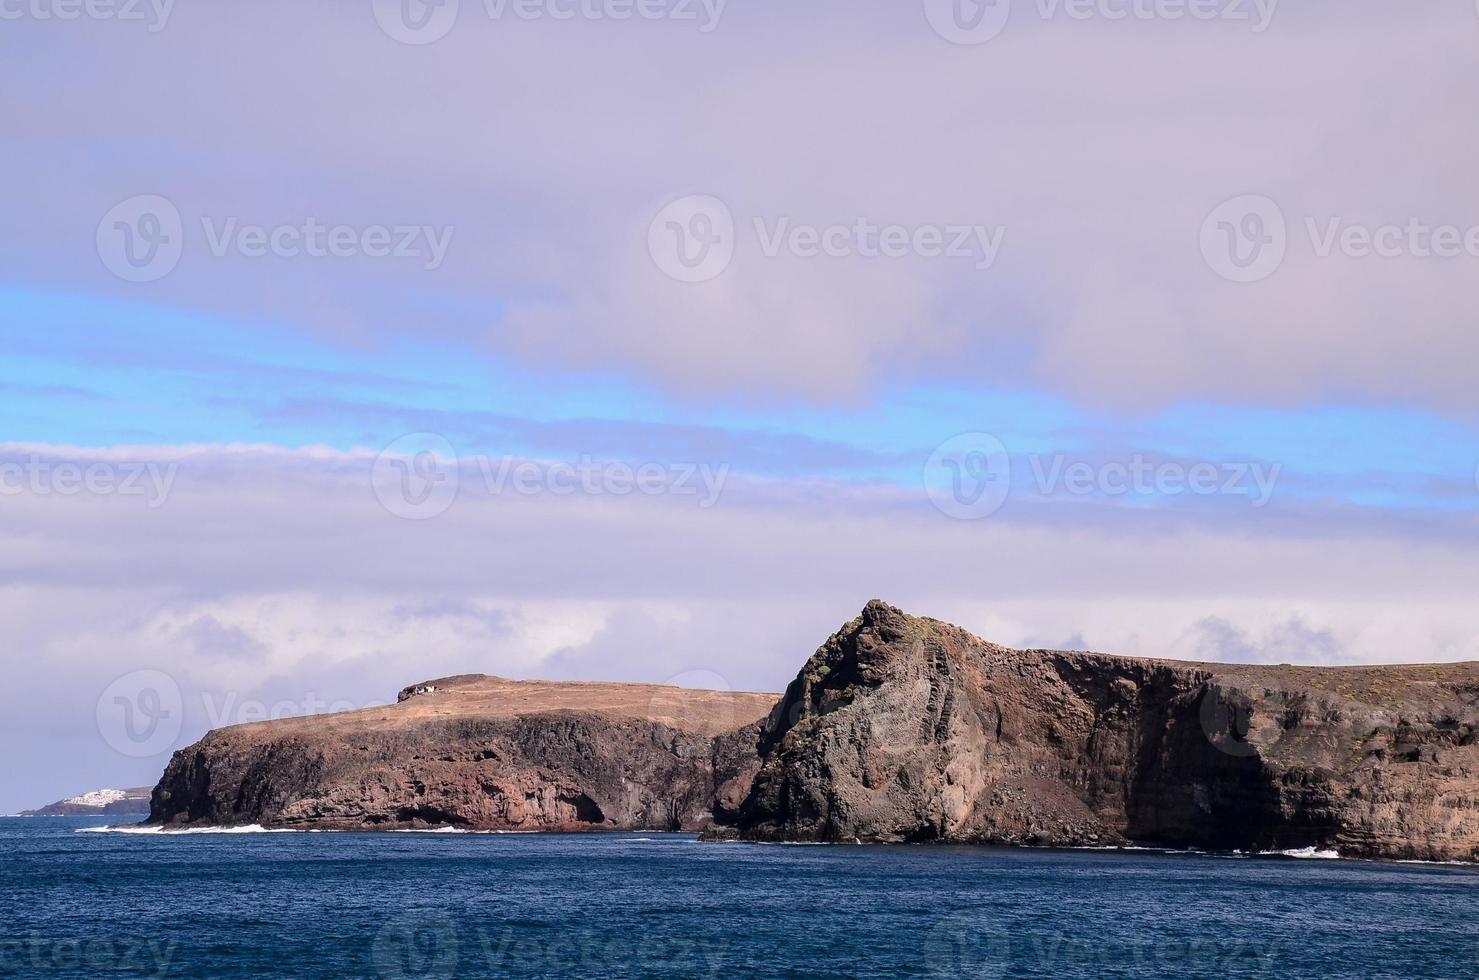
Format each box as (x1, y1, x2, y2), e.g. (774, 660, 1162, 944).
(58, 820, 1479, 868)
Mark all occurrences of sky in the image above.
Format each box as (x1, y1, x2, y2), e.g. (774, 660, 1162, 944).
(2, 0, 1479, 813)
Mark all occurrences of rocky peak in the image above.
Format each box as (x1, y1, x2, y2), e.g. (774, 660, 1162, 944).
(737, 603, 1479, 861)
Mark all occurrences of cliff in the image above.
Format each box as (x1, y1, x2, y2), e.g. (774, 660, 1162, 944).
(149, 602, 1479, 861)
(150, 676, 776, 831)
(732, 601, 1479, 862)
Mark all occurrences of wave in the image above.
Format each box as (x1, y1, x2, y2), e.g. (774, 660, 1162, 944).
(77, 823, 689, 837)
(80, 823, 558, 836)
(384, 827, 546, 835)
(58, 826, 1478, 865)
(1269, 847, 1342, 860)
(1394, 858, 1476, 867)
(76, 823, 303, 835)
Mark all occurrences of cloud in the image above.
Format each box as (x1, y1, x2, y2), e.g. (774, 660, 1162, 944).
(6, 2, 1479, 413)
(1176, 615, 1343, 666)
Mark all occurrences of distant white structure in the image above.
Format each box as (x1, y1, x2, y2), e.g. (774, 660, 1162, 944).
(64, 789, 129, 808)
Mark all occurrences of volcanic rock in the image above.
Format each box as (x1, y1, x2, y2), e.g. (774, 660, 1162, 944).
(732, 601, 1479, 862)
(150, 676, 776, 831)
(150, 603, 1479, 861)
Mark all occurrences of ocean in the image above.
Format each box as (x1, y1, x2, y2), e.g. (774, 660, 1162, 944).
(1, 816, 1476, 978)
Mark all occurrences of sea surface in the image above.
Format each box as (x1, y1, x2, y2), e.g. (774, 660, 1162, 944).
(2, 816, 1477, 978)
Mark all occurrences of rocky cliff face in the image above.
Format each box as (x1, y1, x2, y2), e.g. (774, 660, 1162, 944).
(150, 603, 1479, 861)
(733, 602, 1479, 862)
(150, 676, 775, 832)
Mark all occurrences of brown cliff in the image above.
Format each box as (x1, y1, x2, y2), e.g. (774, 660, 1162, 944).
(150, 675, 776, 831)
(733, 601, 1479, 862)
(150, 603, 1479, 861)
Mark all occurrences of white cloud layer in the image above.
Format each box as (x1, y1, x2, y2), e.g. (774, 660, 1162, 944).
(5, 1, 1479, 411)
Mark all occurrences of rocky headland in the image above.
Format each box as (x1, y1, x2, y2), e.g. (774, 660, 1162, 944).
(150, 676, 775, 832)
(149, 602, 1479, 861)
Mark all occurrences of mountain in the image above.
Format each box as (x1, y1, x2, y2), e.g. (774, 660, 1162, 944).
(150, 675, 776, 831)
(146, 602, 1479, 861)
(732, 601, 1479, 862)
(21, 787, 154, 816)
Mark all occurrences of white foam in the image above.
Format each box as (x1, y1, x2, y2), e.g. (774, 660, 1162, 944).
(80, 823, 538, 835)
(76, 823, 301, 835)
(1393, 858, 1475, 867)
(1271, 846, 1342, 860)
(384, 827, 543, 834)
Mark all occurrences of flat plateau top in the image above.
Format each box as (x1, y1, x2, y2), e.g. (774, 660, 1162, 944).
(222, 675, 780, 739)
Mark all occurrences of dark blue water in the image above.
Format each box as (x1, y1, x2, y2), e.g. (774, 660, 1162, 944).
(2, 817, 1476, 978)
